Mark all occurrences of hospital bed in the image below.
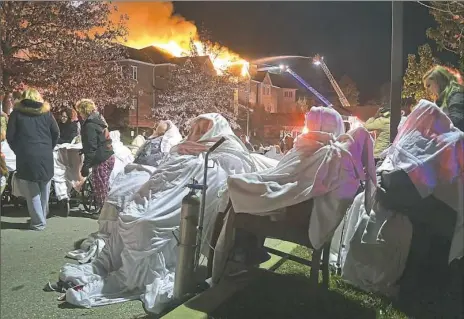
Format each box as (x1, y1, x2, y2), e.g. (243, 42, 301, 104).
(208, 192, 360, 292)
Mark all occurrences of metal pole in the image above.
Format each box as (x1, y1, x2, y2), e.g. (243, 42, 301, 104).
(136, 97, 139, 136)
(246, 77, 250, 137)
(389, 1, 403, 142)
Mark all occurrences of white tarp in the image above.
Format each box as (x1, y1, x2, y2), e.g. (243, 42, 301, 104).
(212, 107, 376, 283)
(338, 100, 464, 296)
(59, 113, 258, 313)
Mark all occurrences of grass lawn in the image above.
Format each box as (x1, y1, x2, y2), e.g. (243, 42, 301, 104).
(210, 246, 463, 319)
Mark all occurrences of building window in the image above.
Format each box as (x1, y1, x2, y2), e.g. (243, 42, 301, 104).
(131, 65, 138, 81)
(263, 85, 271, 96)
(284, 91, 294, 98)
(132, 97, 137, 108)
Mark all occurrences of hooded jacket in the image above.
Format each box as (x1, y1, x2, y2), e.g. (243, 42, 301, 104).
(365, 110, 391, 158)
(81, 112, 114, 170)
(6, 99, 60, 182)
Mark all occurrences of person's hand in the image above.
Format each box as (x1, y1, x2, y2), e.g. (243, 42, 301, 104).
(81, 166, 90, 177)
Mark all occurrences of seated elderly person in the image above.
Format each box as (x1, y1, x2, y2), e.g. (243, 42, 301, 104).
(105, 121, 182, 210)
(212, 107, 376, 283)
(339, 100, 463, 298)
(58, 113, 258, 314)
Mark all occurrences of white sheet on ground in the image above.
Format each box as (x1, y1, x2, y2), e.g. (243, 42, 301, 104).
(212, 107, 376, 283)
(66, 203, 118, 263)
(59, 113, 257, 313)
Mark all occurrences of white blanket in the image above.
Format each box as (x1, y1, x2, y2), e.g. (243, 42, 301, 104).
(264, 146, 283, 161)
(379, 100, 464, 263)
(338, 100, 463, 296)
(1, 141, 16, 171)
(107, 123, 183, 209)
(340, 192, 413, 297)
(108, 131, 134, 187)
(212, 107, 376, 283)
(59, 113, 257, 313)
(53, 140, 83, 200)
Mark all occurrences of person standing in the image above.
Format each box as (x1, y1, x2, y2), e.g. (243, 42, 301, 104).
(6, 89, 59, 230)
(423, 65, 464, 131)
(364, 106, 391, 161)
(57, 108, 80, 144)
(75, 99, 114, 218)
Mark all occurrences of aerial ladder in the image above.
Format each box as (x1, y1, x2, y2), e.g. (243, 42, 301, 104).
(312, 55, 351, 107)
(283, 66, 333, 108)
(257, 64, 333, 108)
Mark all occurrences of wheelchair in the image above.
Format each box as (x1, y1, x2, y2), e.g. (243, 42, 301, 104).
(80, 172, 101, 215)
(1, 172, 25, 210)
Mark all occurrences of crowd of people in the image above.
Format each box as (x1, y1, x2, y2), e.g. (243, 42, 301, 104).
(0, 64, 462, 314)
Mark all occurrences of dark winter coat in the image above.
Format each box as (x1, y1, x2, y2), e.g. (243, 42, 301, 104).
(58, 121, 79, 144)
(437, 91, 464, 132)
(6, 99, 60, 182)
(81, 112, 114, 170)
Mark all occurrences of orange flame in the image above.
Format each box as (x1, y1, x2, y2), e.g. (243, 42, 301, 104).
(112, 2, 249, 76)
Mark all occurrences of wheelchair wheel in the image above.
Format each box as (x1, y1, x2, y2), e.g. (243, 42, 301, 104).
(81, 177, 100, 214)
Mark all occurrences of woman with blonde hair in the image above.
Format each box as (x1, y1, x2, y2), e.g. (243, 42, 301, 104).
(75, 99, 114, 217)
(423, 65, 464, 131)
(6, 88, 60, 230)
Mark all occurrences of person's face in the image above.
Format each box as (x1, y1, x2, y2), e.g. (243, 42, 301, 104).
(187, 119, 212, 142)
(424, 78, 440, 99)
(61, 112, 68, 123)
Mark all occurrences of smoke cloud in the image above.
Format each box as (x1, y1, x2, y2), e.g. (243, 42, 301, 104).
(112, 2, 197, 49)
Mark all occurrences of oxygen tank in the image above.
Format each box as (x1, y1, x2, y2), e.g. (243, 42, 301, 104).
(173, 186, 201, 300)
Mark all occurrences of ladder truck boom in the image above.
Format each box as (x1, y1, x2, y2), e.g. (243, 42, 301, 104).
(285, 67, 333, 108)
(313, 55, 351, 107)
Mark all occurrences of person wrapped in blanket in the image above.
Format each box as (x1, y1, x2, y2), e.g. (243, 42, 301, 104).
(0, 111, 8, 194)
(75, 99, 114, 218)
(58, 113, 258, 314)
(104, 120, 183, 210)
(339, 100, 464, 298)
(212, 106, 376, 283)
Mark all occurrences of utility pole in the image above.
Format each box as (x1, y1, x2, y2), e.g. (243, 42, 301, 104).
(389, 1, 403, 142)
(246, 76, 250, 137)
(136, 97, 139, 136)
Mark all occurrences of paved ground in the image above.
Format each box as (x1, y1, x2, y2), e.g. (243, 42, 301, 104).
(0, 205, 148, 319)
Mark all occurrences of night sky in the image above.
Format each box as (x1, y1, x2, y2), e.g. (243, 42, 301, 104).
(174, 1, 458, 103)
